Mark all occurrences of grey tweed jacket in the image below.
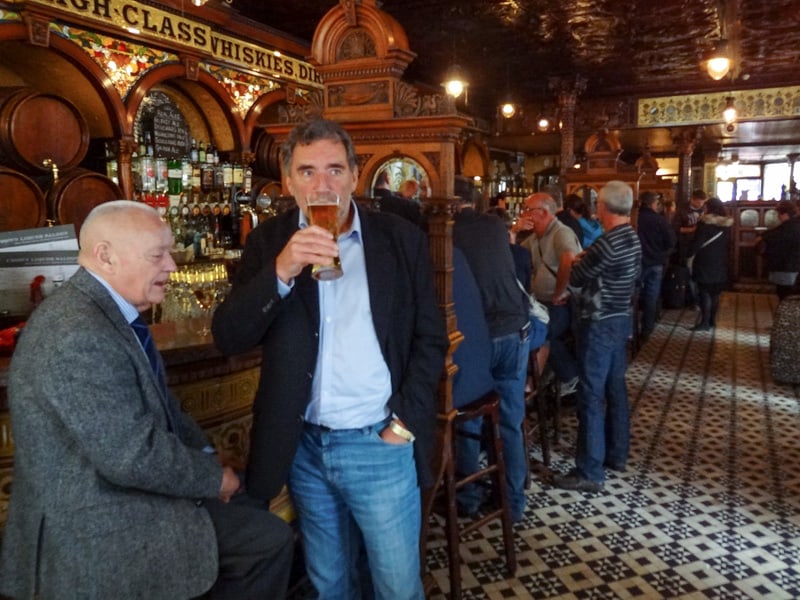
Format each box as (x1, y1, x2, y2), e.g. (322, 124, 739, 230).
(0, 268, 223, 599)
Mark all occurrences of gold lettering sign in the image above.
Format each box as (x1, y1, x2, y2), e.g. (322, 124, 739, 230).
(21, 0, 322, 88)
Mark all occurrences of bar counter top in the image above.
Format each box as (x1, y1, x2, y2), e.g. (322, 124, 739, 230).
(0, 316, 262, 408)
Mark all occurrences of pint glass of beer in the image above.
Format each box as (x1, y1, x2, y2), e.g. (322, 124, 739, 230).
(306, 190, 344, 281)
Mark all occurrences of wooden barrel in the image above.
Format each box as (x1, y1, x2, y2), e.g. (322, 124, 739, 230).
(0, 87, 89, 175)
(252, 132, 282, 179)
(45, 169, 122, 236)
(0, 166, 46, 231)
(250, 176, 281, 203)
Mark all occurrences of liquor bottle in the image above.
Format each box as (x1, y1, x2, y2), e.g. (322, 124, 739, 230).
(198, 141, 206, 164)
(167, 158, 183, 196)
(104, 142, 118, 185)
(141, 154, 156, 192)
(243, 164, 253, 195)
(232, 162, 244, 188)
(214, 162, 225, 191)
(145, 131, 154, 157)
(191, 161, 202, 199)
(223, 162, 233, 192)
(181, 157, 192, 191)
(155, 156, 168, 193)
(201, 161, 215, 193)
(190, 138, 199, 163)
(131, 145, 142, 193)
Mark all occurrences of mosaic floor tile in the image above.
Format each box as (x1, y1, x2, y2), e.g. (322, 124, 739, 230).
(292, 293, 800, 599)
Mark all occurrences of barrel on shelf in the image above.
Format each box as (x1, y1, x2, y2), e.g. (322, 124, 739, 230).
(0, 166, 46, 231)
(45, 169, 122, 236)
(250, 176, 281, 202)
(0, 87, 89, 175)
(252, 132, 281, 179)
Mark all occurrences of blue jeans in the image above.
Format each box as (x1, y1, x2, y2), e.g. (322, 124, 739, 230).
(639, 264, 663, 339)
(544, 302, 579, 383)
(288, 420, 423, 600)
(575, 316, 631, 484)
(456, 327, 529, 520)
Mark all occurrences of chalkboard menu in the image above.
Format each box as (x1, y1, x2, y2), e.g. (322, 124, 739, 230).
(136, 91, 191, 159)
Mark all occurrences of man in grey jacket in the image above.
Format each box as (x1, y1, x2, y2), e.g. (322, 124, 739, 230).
(0, 201, 293, 599)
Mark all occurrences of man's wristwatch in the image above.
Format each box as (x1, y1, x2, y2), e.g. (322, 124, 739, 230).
(388, 420, 415, 442)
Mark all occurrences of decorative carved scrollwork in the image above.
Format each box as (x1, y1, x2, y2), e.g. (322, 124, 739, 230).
(337, 28, 377, 60)
(23, 13, 49, 47)
(278, 90, 324, 123)
(182, 55, 200, 82)
(328, 81, 388, 107)
(394, 81, 455, 117)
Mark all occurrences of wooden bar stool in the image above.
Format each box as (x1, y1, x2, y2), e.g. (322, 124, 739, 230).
(523, 349, 560, 473)
(451, 390, 517, 599)
(421, 389, 517, 600)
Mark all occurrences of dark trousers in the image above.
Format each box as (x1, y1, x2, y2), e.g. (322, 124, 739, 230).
(201, 493, 295, 600)
(544, 302, 579, 384)
(639, 264, 664, 339)
(697, 286, 722, 328)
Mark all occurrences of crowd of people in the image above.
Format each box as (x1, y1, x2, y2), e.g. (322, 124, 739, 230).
(3, 116, 800, 599)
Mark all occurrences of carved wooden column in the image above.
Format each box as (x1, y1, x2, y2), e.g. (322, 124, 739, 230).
(671, 127, 701, 204)
(423, 195, 459, 410)
(419, 195, 460, 585)
(550, 75, 586, 179)
(115, 138, 136, 200)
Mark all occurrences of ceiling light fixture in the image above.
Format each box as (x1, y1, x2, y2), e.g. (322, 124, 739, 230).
(498, 65, 516, 118)
(706, 39, 731, 80)
(500, 101, 516, 119)
(536, 116, 552, 132)
(723, 96, 737, 124)
(442, 64, 468, 100)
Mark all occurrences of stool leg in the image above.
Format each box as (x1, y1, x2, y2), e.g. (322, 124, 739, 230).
(531, 353, 552, 467)
(445, 428, 462, 600)
(535, 388, 551, 466)
(487, 410, 517, 575)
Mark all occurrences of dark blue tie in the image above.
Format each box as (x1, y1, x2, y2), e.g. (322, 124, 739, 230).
(131, 316, 176, 431)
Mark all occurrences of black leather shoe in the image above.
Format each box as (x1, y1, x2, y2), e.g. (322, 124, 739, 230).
(553, 470, 604, 493)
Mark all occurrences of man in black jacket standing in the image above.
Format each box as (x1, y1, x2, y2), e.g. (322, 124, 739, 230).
(758, 200, 800, 299)
(453, 191, 531, 522)
(213, 119, 447, 599)
(636, 192, 676, 341)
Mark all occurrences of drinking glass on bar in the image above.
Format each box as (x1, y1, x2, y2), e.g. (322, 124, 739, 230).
(306, 190, 344, 281)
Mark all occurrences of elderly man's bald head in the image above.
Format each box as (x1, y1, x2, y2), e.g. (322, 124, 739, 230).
(79, 201, 161, 256)
(523, 192, 557, 215)
(79, 200, 176, 311)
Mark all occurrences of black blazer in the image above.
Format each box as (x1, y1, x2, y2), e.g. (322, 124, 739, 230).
(212, 205, 447, 500)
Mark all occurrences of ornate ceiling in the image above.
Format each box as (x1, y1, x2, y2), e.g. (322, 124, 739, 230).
(232, 0, 800, 162)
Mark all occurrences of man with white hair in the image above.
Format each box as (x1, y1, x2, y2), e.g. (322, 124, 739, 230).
(517, 192, 582, 396)
(0, 200, 293, 599)
(553, 181, 642, 492)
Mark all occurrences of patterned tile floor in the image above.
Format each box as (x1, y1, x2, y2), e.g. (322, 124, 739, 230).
(424, 291, 800, 599)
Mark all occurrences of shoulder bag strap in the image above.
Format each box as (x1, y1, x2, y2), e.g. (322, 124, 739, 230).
(537, 238, 559, 279)
(698, 230, 723, 250)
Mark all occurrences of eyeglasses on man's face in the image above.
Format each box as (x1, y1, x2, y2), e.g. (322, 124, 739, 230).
(521, 206, 546, 215)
